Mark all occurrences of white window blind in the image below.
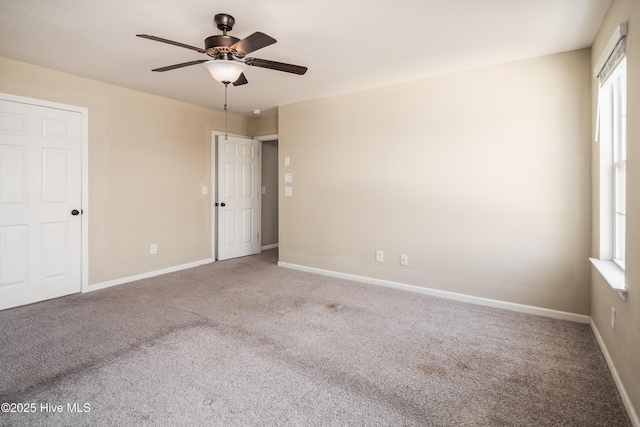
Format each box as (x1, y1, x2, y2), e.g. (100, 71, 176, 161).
(594, 22, 627, 142)
(593, 22, 627, 82)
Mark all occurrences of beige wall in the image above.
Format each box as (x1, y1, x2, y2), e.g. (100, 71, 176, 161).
(591, 0, 640, 419)
(279, 48, 592, 315)
(0, 56, 249, 285)
(249, 114, 278, 138)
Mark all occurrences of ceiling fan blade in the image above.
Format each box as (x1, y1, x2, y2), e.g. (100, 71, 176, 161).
(137, 34, 206, 53)
(233, 73, 249, 86)
(151, 60, 208, 72)
(246, 58, 307, 75)
(231, 32, 276, 55)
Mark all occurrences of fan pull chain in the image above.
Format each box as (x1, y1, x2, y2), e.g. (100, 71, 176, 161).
(224, 83, 229, 140)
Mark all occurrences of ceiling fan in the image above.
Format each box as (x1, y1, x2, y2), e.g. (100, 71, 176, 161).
(137, 13, 308, 86)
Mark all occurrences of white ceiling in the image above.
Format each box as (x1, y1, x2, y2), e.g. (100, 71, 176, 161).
(0, 0, 610, 116)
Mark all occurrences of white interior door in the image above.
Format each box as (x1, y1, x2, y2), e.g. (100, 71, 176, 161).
(0, 99, 82, 310)
(217, 136, 261, 260)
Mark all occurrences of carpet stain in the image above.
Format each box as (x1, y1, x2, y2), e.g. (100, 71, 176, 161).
(326, 303, 341, 310)
(418, 363, 448, 377)
(457, 361, 471, 371)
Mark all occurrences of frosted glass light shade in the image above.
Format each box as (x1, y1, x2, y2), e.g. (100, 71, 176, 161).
(203, 60, 247, 83)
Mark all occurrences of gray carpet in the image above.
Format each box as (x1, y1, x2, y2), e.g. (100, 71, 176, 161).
(0, 249, 631, 426)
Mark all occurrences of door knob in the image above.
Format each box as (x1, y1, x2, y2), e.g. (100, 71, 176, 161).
(71, 210, 80, 216)
(220, 202, 226, 207)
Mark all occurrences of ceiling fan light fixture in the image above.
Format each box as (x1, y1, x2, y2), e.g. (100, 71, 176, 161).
(204, 60, 247, 84)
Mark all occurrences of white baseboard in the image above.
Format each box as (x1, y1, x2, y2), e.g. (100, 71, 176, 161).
(261, 243, 279, 251)
(591, 321, 639, 427)
(85, 258, 214, 293)
(277, 262, 591, 324)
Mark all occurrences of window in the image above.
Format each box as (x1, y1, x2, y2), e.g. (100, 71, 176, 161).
(606, 58, 627, 270)
(591, 23, 627, 295)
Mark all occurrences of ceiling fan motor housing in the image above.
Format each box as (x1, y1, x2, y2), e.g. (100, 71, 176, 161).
(205, 34, 241, 50)
(204, 34, 242, 59)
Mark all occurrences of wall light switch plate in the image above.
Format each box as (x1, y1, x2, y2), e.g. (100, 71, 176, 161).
(284, 173, 293, 183)
(202, 186, 208, 195)
(284, 187, 293, 196)
(284, 156, 290, 166)
(262, 186, 266, 194)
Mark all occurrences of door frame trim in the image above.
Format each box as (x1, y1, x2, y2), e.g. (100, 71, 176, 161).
(254, 134, 279, 252)
(254, 134, 278, 142)
(0, 92, 89, 293)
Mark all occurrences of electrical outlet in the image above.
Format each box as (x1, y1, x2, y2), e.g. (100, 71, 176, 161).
(400, 254, 409, 266)
(376, 250, 384, 262)
(611, 307, 616, 331)
(150, 244, 157, 255)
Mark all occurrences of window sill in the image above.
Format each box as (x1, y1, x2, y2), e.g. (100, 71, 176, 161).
(590, 258, 627, 301)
